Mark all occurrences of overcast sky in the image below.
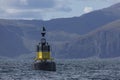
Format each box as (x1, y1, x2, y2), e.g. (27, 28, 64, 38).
(0, 0, 120, 20)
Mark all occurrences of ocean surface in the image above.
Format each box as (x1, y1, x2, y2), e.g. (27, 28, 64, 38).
(0, 58, 120, 80)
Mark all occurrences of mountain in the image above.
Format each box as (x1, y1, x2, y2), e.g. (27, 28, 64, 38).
(0, 3, 120, 58)
(102, 3, 120, 17)
(23, 2, 120, 34)
(40, 3, 120, 34)
(0, 25, 29, 57)
(1, 3, 120, 35)
(57, 20, 120, 58)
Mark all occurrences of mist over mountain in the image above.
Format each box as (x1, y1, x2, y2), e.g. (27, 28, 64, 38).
(0, 3, 120, 58)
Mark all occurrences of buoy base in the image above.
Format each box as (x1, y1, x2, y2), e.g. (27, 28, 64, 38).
(34, 61, 56, 71)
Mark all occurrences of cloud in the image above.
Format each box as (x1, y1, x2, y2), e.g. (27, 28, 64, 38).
(0, 0, 120, 20)
(0, 0, 56, 9)
(0, 0, 72, 19)
(83, 7, 93, 13)
(21, 0, 55, 9)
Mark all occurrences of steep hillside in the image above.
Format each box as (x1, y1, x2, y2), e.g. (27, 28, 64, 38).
(0, 25, 29, 57)
(57, 20, 120, 58)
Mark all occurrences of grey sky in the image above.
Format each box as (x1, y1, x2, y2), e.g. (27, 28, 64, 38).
(0, 0, 120, 20)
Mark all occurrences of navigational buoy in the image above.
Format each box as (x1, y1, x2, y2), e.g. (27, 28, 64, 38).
(33, 27, 56, 71)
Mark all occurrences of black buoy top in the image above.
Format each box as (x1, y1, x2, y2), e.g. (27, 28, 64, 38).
(41, 27, 46, 37)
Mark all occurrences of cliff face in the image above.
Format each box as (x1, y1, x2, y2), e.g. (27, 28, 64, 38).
(57, 20, 120, 58)
(92, 20, 120, 58)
